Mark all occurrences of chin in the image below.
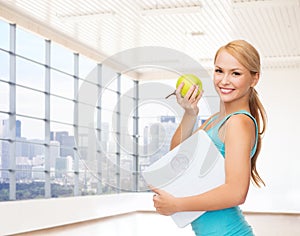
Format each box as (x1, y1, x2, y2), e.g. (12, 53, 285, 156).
(219, 94, 235, 103)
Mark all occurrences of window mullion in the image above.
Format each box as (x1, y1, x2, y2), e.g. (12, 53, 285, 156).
(133, 80, 139, 192)
(44, 39, 51, 198)
(9, 23, 16, 201)
(116, 73, 121, 193)
(96, 64, 103, 194)
(73, 53, 79, 196)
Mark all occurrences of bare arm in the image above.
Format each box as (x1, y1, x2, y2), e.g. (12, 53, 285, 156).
(152, 114, 255, 215)
(170, 83, 203, 150)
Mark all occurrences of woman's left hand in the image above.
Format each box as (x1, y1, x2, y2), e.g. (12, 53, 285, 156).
(150, 186, 179, 216)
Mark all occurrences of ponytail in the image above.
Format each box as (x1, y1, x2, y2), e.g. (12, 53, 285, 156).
(216, 40, 267, 187)
(249, 88, 267, 187)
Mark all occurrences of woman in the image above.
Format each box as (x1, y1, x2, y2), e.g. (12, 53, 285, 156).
(151, 40, 267, 235)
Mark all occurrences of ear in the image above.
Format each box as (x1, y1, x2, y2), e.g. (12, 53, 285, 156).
(250, 72, 259, 87)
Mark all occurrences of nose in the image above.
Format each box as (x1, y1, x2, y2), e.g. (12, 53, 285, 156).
(220, 73, 230, 85)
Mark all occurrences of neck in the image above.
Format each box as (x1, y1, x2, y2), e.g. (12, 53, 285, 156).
(219, 100, 250, 117)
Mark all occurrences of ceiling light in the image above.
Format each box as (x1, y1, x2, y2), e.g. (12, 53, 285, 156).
(232, 0, 299, 7)
(186, 31, 205, 36)
(140, 4, 202, 16)
(56, 11, 116, 23)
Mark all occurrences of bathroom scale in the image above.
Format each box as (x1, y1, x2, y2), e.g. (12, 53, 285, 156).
(142, 130, 225, 228)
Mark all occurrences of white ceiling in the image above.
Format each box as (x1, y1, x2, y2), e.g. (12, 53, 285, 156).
(0, 0, 300, 77)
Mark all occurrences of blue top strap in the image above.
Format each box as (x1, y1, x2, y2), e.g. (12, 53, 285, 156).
(204, 110, 258, 158)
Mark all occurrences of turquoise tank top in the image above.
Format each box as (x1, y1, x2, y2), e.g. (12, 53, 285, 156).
(191, 110, 257, 236)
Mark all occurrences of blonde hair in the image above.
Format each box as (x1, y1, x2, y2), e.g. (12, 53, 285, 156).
(214, 40, 267, 187)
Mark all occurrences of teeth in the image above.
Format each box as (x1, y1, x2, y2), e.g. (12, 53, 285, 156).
(220, 88, 233, 94)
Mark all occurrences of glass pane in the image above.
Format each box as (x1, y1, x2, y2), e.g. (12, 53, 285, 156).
(49, 140, 60, 171)
(138, 173, 148, 192)
(16, 166, 32, 180)
(139, 102, 178, 161)
(119, 133, 134, 155)
(103, 128, 118, 155)
(101, 89, 118, 110)
(77, 81, 98, 106)
(60, 147, 75, 159)
(51, 70, 74, 99)
(120, 74, 134, 95)
(30, 144, 45, 165)
(16, 86, 45, 118)
(101, 109, 116, 134)
(102, 65, 118, 91)
(120, 95, 134, 135)
(120, 154, 134, 191)
(0, 141, 10, 171)
(50, 122, 74, 138)
(32, 168, 45, 181)
(16, 57, 44, 91)
(101, 154, 118, 194)
(0, 19, 9, 51)
(51, 172, 74, 198)
(50, 96, 74, 124)
(79, 170, 98, 196)
(16, 27, 44, 62)
(0, 174, 9, 201)
(55, 156, 74, 173)
(0, 114, 9, 139)
(16, 179, 45, 200)
(51, 42, 74, 73)
(0, 50, 9, 81)
(79, 55, 96, 79)
(106, 77, 118, 92)
(0, 81, 9, 112)
(16, 116, 45, 142)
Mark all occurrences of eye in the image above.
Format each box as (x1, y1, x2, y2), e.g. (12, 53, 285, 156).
(232, 71, 241, 76)
(215, 68, 223, 73)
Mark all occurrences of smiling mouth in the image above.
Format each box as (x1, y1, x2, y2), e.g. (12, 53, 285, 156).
(220, 87, 235, 94)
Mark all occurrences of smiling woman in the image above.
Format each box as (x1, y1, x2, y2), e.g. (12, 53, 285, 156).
(152, 40, 267, 236)
(213, 50, 259, 107)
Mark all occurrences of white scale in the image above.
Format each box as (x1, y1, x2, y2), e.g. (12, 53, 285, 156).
(142, 130, 225, 228)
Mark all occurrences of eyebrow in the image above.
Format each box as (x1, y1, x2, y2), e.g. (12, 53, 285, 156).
(214, 65, 243, 71)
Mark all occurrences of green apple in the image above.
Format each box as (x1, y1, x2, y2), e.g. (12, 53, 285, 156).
(165, 74, 202, 99)
(176, 74, 202, 97)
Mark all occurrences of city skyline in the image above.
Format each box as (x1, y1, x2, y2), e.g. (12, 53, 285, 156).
(0, 115, 185, 186)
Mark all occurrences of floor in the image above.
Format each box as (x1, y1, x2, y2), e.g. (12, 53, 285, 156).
(13, 212, 300, 236)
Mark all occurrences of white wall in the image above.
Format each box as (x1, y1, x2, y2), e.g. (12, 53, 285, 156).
(243, 67, 300, 213)
(0, 193, 156, 235)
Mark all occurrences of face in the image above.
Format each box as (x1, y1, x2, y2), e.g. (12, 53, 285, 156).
(214, 50, 258, 104)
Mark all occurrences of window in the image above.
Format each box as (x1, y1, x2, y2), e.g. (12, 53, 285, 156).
(16, 57, 44, 91)
(51, 42, 74, 73)
(51, 70, 74, 99)
(50, 96, 74, 124)
(0, 19, 9, 51)
(0, 81, 9, 112)
(0, 50, 9, 82)
(0, 20, 139, 201)
(16, 27, 44, 63)
(16, 87, 45, 119)
(79, 55, 96, 79)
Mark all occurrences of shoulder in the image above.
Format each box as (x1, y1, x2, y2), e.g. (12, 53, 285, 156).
(227, 113, 255, 128)
(226, 113, 256, 139)
(199, 112, 219, 130)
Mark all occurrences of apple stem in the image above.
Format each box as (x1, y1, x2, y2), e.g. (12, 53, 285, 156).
(165, 90, 176, 99)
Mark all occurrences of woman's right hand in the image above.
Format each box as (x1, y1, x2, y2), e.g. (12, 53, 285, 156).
(175, 82, 203, 117)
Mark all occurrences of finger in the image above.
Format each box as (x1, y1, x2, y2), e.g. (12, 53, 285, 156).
(195, 90, 204, 102)
(184, 85, 196, 100)
(176, 82, 184, 94)
(175, 82, 184, 100)
(190, 85, 199, 101)
(149, 185, 161, 195)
